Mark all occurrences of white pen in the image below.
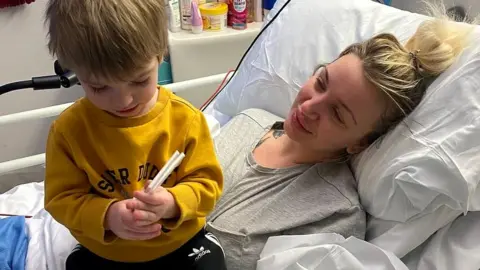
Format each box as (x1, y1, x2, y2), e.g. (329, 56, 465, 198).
(149, 152, 185, 192)
(146, 151, 185, 193)
(131, 151, 183, 200)
(146, 151, 179, 190)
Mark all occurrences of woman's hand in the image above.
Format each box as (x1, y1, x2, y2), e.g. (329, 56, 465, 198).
(105, 200, 162, 240)
(126, 183, 180, 226)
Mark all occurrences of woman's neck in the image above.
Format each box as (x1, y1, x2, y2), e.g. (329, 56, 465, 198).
(278, 135, 340, 164)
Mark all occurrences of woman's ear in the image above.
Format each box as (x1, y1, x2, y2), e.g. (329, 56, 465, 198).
(346, 137, 369, 154)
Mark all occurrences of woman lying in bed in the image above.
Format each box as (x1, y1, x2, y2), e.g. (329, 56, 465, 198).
(206, 12, 473, 270)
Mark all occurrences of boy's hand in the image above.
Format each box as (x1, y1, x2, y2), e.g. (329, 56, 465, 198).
(127, 184, 180, 226)
(105, 200, 162, 240)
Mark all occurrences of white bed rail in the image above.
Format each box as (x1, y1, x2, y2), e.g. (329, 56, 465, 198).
(0, 72, 229, 176)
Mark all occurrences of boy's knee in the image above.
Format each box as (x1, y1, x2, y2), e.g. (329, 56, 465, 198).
(65, 249, 83, 269)
(191, 231, 227, 269)
(65, 245, 96, 269)
(203, 232, 225, 256)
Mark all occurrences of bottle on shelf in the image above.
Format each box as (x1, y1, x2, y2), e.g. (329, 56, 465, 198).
(191, 0, 204, 34)
(227, 0, 248, 30)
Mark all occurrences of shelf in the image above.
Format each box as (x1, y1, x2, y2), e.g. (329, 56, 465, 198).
(168, 22, 264, 41)
(167, 21, 262, 83)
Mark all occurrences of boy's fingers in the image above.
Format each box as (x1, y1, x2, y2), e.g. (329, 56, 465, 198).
(121, 217, 135, 231)
(122, 213, 161, 233)
(133, 209, 159, 223)
(120, 208, 148, 228)
(129, 224, 161, 234)
(120, 209, 136, 225)
(134, 220, 155, 227)
(126, 200, 135, 210)
(124, 229, 161, 240)
(134, 190, 165, 206)
(128, 222, 161, 234)
(143, 180, 154, 192)
(130, 199, 157, 213)
(144, 180, 153, 188)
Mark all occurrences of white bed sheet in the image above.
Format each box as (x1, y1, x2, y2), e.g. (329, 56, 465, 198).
(257, 233, 409, 270)
(411, 211, 480, 270)
(0, 182, 77, 270)
(26, 209, 77, 270)
(257, 213, 480, 270)
(0, 182, 44, 217)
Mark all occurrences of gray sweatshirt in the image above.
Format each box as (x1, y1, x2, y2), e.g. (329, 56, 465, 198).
(207, 108, 366, 270)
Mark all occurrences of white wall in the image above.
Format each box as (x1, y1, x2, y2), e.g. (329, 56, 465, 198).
(0, 2, 84, 163)
(392, 0, 480, 16)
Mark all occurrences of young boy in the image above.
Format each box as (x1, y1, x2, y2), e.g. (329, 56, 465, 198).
(43, 1, 226, 269)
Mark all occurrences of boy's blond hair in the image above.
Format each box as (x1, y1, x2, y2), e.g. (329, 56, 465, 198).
(45, 0, 168, 80)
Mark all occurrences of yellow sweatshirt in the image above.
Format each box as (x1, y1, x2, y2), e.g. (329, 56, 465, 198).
(44, 87, 223, 262)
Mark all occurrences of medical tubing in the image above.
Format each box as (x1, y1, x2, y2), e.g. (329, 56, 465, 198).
(200, 69, 235, 110)
(200, 0, 292, 112)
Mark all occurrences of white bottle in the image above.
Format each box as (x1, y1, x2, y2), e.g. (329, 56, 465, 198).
(180, 0, 193, 30)
(165, 0, 181, 32)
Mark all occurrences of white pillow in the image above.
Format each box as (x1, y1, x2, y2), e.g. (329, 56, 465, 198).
(353, 41, 480, 218)
(213, 0, 428, 118)
(352, 35, 480, 254)
(210, 0, 480, 256)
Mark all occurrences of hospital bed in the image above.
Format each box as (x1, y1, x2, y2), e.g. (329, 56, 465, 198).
(1, 0, 479, 269)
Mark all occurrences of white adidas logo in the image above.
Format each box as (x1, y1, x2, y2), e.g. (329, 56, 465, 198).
(188, 246, 211, 261)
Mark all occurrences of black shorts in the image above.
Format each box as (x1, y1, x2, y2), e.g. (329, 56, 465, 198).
(66, 228, 227, 270)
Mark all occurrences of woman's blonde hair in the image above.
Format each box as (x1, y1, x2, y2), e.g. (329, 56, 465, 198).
(45, 0, 168, 81)
(340, 1, 476, 144)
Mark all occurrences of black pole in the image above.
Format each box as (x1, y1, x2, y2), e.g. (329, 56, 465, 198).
(0, 80, 34, 95)
(0, 60, 79, 96)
